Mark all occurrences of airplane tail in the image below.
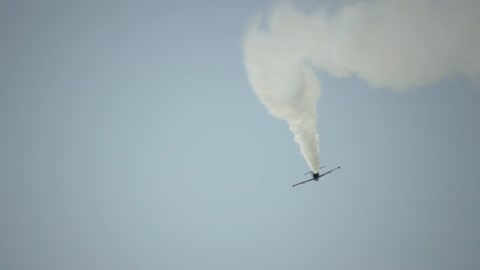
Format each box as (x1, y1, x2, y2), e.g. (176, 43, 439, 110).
(304, 165, 325, 175)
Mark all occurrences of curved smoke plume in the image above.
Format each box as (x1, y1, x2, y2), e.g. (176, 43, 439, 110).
(243, 0, 480, 172)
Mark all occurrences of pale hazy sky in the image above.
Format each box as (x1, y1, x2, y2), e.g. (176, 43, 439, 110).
(1, 1, 480, 270)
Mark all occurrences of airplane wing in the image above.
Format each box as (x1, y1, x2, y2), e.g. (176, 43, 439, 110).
(292, 178, 315, 187)
(317, 166, 340, 178)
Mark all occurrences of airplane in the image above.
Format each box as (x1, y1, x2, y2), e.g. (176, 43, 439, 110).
(292, 166, 341, 187)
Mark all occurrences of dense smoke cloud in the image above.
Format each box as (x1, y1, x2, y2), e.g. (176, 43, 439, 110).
(243, 0, 480, 172)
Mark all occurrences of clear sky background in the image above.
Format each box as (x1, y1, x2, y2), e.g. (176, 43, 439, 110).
(1, 1, 479, 270)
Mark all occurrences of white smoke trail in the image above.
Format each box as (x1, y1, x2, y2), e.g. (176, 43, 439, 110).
(243, 0, 480, 172)
(243, 11, 322, 173)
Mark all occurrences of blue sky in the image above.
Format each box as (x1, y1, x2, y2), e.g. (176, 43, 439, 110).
(1, 1, 479, 270)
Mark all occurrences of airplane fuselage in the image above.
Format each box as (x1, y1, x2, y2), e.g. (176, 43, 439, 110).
(313, 172, 320, 181)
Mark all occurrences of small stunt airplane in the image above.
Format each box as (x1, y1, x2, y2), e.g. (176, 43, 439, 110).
(292, 165, 341, 187)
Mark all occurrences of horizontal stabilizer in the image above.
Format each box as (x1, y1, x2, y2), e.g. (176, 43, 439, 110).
(303, 165, 325, 175)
